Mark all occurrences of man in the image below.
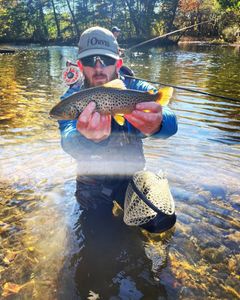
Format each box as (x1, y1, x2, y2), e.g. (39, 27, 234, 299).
(111, 26, 125, 56)
(58, 27, 178, 232)
(111, 26, 121, 39)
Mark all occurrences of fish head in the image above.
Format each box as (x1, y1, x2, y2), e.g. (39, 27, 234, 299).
(49, 102, 78, 120)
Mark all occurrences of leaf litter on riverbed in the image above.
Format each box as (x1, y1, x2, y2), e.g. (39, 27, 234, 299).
(2, 282, 24, 297)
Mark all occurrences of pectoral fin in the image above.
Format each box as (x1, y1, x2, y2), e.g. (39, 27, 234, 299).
(114, 114, 125, 126)
(148, 89, 155, 95)
(156, 87, 174, 106)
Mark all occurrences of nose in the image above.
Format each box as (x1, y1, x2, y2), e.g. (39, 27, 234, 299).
(94, 59, 104, 69)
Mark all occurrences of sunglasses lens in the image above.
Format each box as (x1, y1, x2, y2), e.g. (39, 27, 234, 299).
(80, 56, 93, 67)
(81, 55, 116, 67)
(102, 56, 116, 66)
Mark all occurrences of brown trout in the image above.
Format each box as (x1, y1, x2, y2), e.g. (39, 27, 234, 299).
(49, 79, 173, 125)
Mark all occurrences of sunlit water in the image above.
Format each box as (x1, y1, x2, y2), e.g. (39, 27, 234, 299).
(0, 45, 239, 299)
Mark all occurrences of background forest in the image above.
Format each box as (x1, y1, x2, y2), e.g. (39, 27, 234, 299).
(0, 0, 239, 45)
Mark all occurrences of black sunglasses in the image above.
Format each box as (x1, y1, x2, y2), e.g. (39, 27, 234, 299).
(80, 55, 116, 67)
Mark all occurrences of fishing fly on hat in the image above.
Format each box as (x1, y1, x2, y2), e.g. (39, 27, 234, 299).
(78, 26, 120, 60)
(124, 170, 176, 233)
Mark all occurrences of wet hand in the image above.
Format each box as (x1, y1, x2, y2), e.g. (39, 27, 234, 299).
(125, 102, 162, 135)
(77, 102, 111, 142)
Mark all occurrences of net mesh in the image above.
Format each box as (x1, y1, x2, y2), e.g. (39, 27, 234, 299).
(123, 170, 175, 226)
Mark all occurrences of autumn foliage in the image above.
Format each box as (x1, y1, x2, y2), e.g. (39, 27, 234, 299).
(179, 0, 201, 12)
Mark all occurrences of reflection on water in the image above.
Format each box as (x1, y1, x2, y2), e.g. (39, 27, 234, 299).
(0, 45, 239, 299)
(57, 206, 173, 300)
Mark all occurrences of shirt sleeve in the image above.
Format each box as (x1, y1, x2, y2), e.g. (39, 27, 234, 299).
(152, 106, 178, 139)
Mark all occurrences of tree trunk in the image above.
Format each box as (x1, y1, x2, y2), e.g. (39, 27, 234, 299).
(110, 0, 116, 28)
(38, 0, 49, 41)
(65, 0, 80, 37)
(124, 0, 142, 36)
(123, 0, 158, 37)
(145, 0, 158, 36)
(162, 0, 179, 32)
(51, 0, 61, 40)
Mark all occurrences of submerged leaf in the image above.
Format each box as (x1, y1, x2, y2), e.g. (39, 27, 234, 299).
(3, 251, 19, 265)
(2, 282, 24, 297)
(0, 222, 10, 234)
(2, 281, 34, 297)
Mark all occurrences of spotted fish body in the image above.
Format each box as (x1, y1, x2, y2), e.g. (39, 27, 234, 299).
(50, 79, 173, 120)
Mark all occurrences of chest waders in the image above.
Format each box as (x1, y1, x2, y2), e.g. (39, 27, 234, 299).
(75, 121, 145, 210)
(75, 127, 176, 233)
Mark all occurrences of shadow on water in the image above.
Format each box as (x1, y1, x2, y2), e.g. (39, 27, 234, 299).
(57, 200, 175, 300)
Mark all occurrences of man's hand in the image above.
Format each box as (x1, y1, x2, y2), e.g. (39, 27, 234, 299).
(77, 102, 111, 142)
(125, 102, 162, 135)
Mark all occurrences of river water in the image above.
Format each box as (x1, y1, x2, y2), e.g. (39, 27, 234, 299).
(0, 44, 239, 299)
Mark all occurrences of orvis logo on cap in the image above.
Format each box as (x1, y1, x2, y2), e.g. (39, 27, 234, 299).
(87, 37, 110, 48)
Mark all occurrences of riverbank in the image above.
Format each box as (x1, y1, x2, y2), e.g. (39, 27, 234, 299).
(178, 36, 240, 46)
(1, 36, 239, 52)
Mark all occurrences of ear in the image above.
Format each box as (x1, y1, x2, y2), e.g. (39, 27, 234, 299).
(116, 58, 123, 71)
(77, 60, 83, 72)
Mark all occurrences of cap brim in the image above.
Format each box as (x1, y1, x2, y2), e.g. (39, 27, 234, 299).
(78, 49, 119, 60)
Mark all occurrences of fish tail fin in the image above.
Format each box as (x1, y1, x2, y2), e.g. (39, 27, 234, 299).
(155, 87, 174, 106)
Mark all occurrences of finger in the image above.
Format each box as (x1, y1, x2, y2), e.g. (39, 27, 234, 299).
(89, 111, 101, 130)
(88, 113, 104, 141)
(90, 114, 111, 142)
(102, 115, 112, 136)
(129, 110, 160, 123)
(136, 102, 162, 112)
(95, 115, 110, 136)
(124, 114, 145, 128)
(126, 114, 159, 135)
(79, 101, 96, 124)
(107, 115, 112, 127)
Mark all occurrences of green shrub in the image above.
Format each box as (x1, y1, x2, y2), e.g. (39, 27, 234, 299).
(221, 25, 240, 43)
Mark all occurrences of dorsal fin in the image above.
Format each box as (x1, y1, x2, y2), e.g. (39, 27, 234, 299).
(102, 79, 126, 89)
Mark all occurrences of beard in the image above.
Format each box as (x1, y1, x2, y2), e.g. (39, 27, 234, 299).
(84, 69, 119, 88)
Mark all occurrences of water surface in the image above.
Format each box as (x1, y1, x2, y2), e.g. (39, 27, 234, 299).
(0, 44, 239, 299)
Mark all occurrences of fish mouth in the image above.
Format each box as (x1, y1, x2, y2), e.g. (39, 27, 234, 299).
(49, 108, 64, 120)
(49, 113, 61, 119)
(49, 113, 70, 120)
(49, 109, 78, 120)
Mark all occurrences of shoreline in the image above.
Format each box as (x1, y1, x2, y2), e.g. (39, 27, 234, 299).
(177, 36, 240, 47)
(178, 41, 240, 47)
(1, 37, 240, 49)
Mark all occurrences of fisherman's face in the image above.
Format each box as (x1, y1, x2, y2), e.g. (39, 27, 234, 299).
(113, 31, 120, 39)
(79, 55, 123, 87)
